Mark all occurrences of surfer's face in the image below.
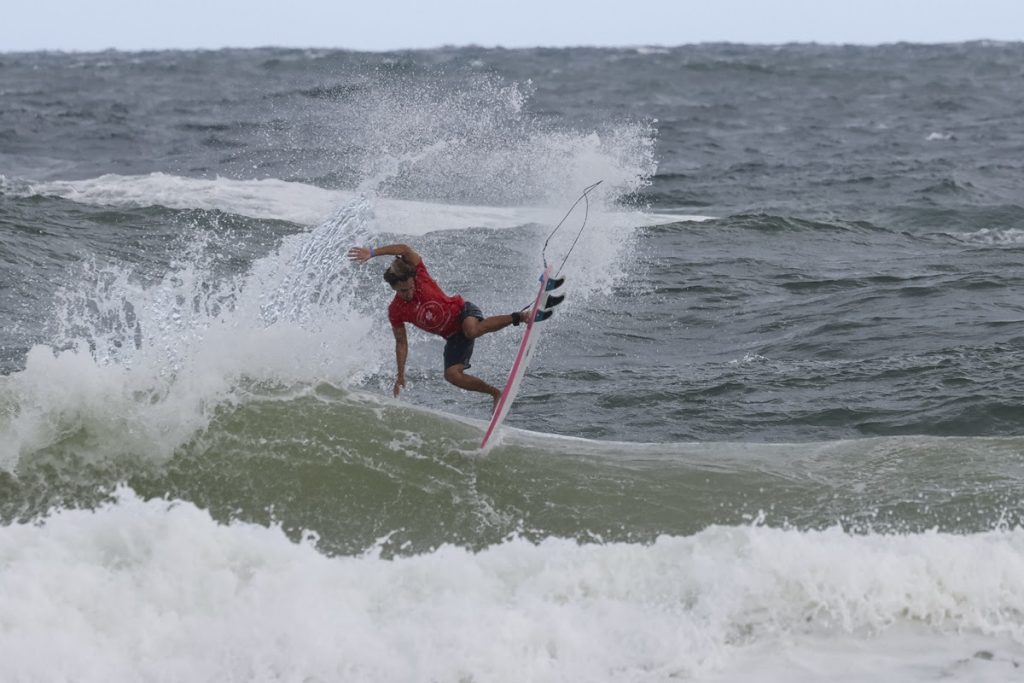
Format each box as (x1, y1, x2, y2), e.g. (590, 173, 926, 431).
(392, 278, 415, 301)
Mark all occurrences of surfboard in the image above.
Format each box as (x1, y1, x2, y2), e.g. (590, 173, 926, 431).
(479, 266, 564, 451)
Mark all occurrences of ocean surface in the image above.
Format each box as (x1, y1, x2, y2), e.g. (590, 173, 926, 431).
(2, 43, 1024, 681)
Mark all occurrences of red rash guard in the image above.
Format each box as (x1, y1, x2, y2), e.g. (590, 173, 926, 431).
(388, 261, 465, 338)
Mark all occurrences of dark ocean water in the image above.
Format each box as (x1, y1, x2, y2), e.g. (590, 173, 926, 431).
(2, 44, 1024, 681)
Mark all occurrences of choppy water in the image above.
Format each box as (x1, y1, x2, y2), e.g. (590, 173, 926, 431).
(2, 44, 1024, 682)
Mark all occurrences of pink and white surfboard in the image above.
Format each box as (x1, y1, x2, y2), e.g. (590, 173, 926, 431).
(480, 266, 556, 451)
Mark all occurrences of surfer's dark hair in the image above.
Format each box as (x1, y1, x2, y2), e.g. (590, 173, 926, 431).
(383, 258, 415, 285)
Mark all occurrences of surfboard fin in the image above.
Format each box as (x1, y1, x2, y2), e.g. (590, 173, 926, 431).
(543, 293, 564, 308)
(534, 309, 554, 322)
(545, 276, 565, 291)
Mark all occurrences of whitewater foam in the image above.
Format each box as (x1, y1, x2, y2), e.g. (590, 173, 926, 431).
(0, 200, 381, 470)
(1, 490, 1021, 682)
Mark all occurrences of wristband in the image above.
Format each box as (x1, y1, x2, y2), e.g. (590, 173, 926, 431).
(369, 247, 375, 257)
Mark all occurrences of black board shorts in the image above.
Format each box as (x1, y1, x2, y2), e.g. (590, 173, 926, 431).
(443, 301, 484, 369)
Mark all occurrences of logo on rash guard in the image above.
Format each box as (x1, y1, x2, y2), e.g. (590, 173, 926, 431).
(416, 301, 451, 333)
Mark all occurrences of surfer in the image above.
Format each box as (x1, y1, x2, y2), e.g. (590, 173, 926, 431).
(347, 243, 526, 409)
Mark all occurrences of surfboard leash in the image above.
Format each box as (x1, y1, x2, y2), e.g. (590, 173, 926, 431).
(513, 181, 603, 317)
(541, 180, 603, 277)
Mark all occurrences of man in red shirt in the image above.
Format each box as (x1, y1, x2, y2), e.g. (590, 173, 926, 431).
(347, 243, 526, 409)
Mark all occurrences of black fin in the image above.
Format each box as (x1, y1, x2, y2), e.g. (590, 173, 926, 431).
(545, 276, 565, 291)
(543, 294, 565, 308)
(534, 309, 554, 322)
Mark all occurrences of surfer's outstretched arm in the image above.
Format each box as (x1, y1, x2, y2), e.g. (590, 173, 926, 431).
(392, 325, 408, 397)
(347, 244, 421, 267)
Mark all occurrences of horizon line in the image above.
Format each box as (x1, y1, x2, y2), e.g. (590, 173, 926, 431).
(3, 38, 1022, 56)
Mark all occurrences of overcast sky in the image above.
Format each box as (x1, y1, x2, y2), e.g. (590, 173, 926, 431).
(3, 0, 1024, 52)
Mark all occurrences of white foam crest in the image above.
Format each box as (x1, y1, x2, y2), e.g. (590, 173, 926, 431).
(21, 171, 689, 236)
(28, 172, 348, 225)
(1, 491, 1022, 682)
(958, 227, 1024, 246)
(0, 201, 383, 470)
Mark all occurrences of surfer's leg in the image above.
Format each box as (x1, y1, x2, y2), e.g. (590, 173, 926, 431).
(459, 300, 516, 339)
(444, 364, 501, 404)
(444, 332, 500, 406)
(462, 314, 515, 339)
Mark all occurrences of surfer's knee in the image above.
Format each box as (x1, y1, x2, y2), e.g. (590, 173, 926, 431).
(444, 364, 465, 384)
(462, 317, 483, 339)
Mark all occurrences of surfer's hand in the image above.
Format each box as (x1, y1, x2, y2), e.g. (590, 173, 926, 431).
(347, 246, 372, 262)
(393, 376, 405, 397)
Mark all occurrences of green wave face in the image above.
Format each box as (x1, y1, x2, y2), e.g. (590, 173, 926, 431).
(6, 383, 1021, 557)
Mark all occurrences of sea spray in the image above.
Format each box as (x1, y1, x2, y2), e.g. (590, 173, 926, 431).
(0, 200, 381, 471)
